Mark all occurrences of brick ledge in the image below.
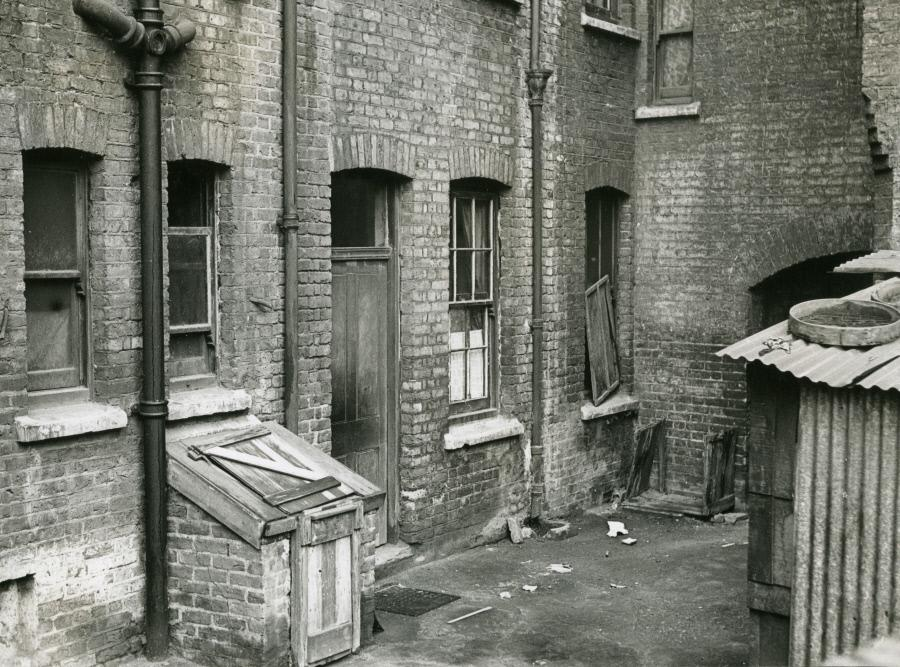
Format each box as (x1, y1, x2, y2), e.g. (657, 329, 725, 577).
(581, 393, 638, 421)
(167, 386, 252, 422)
(15, 402, 128, 443)
(443, 415, 524, 450)
(580, 12, 641, 41)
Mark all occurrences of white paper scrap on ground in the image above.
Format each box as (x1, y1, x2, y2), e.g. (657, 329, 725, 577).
(546, 563, 572, 574)
(606, 521, 628, 537)
(609, 583, 626, 589)
(499, 591, 511, 599)
(447, 606, 492, 624)
(621, 537, 637, 545)
(522, 584, 537, 592)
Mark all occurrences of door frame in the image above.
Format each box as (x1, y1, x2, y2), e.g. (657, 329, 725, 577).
(329, 186, 401, 543)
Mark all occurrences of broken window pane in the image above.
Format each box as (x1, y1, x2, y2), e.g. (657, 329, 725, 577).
(168, 234, 209, 327)
(170, 332, 210, 378)
(23, 166, 78, 271)
(168, 163, 209, 228)
(449, 306, 489, 404)
(25, 280, 79, 389)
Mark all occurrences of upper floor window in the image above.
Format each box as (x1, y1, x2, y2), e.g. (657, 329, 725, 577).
(167, 161, 218, 388)
(655, 0, 694, 102)
(585, 188, 620, 394)
(450, 188, 498, 415)
(586, 0, 619, 22)
(23, 151, 91, 400)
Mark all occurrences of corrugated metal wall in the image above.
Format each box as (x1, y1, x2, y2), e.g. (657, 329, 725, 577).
(791, 384, 900, 666)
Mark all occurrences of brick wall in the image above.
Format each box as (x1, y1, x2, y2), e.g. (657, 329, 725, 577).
(631, 0, 875, 496)
(0, 0, 293, 663)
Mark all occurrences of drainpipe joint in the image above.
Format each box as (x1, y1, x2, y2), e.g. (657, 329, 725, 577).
(526, 69, 553, 107)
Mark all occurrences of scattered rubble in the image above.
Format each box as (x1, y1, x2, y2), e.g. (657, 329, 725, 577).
(522, 585, 537, 592)
(499, 591, 511, 599)
(711, 512, 748, 525)
(606, 521, 628, 537)
(508, 517, 524, 544)
(544, 521, 572, 541)
(621, 538, 638, 546)
(546, 563, 572, 574)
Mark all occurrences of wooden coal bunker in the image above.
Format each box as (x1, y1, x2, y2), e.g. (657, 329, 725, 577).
(165, 416, 384, 667)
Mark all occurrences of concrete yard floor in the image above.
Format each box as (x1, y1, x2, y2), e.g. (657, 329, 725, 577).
(344, 510, 751, 667)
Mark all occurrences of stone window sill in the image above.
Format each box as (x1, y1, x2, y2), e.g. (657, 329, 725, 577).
(167, 386, 252, 422)
(15, 402, 128, 443)
(635, 102, 701, 121)
(444, 415, 524, 451)
(581, 12, 641, 42)
(581, 393, 638, 422)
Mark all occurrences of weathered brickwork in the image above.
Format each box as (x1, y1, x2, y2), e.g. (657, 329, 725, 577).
(631, 0, 875, 495)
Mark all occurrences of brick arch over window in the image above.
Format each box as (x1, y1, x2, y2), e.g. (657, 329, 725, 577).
(583, 161, 632, 195)
(449, 146, 513, 186)
(16, 102, 109, 157)
(163, 118, 235, 167)
(329, 133, 417, 179)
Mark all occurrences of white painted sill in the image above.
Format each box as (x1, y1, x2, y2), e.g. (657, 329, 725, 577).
(581, 393, 639, 422)
(635, 101, 701, 120)
(15, 402, 128, 443)
(581, 12, 641, 42)
(444, 415, 525, 451)
(167, 386, 252, 422)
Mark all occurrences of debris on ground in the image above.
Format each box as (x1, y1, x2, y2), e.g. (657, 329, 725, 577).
(522, 584, 537, 592)
(546, 563, 572, 574)
(609, 583, 626, 589)
(621, 537, 638, 545)
(606, 521, 628, 537)
(604, 550, 610, 558)
(521, 526, 535, 539)
(508, 517, 524, 544)
(544, 521, 572, 541)
(447, 607, 492, 624)
(499, 591, 511, 599)
(711, 512, 748, 525)
(721, 542, 735, 548)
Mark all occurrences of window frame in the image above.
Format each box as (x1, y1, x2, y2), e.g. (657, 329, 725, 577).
(449, 189, 500, 418)
(586, 0, 620, 23)
(654, 0, 695, 104)
(22, 152, 91, 403)
(166, 161, 218, 390)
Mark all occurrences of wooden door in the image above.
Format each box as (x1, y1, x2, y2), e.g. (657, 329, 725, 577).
(331, 250, 390, 544)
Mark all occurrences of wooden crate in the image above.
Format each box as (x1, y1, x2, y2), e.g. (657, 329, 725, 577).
(292, 499, 363, 666)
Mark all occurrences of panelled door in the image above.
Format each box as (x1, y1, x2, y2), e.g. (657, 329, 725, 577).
(330, 172, 397, 546)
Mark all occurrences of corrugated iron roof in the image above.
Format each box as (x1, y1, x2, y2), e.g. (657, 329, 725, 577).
(833, 250, 900, 274)
(716, 279, 900, 392)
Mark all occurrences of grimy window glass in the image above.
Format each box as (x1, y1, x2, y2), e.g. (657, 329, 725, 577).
(450, 190, 497, 414)
(655, 0, 694, 102)
(331, 172, 389, 248)
(585, 189, 619, 392)
(167, 161, 216, 380)
(23, 155, 88, 393)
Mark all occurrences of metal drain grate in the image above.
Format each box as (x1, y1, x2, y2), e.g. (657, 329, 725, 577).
(374, 584, 460, 616)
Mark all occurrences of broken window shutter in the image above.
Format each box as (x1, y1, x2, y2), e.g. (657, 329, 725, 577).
(585, 276, 620, 405)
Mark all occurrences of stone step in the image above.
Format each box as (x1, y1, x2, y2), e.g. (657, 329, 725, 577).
(374, 541, 415, 579)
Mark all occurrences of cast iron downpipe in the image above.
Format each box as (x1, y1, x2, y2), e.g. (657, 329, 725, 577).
(527, 2, 552, 518)
(72, 0, 195, 658)
(282, 0, 299, 433)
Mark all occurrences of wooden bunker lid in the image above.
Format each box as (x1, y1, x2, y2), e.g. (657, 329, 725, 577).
(167, 417, 384, 548)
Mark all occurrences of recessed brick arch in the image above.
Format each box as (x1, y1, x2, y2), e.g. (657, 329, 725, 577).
(742, 212, 873, 290)
(17, 102, 109, 156)
(583, 160, 632, 194)
(329, 133, 417, 178)
(449, 145, 513, 186)
(163, 118, 236, 167)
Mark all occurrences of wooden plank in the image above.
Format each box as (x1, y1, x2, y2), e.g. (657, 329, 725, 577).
(264, 477, 341, 506)
(747, 580, 791, 616)
(168, 458, 267, 549)
(265, 421, 385, 506)
(748, 493, 773, 584)
(772, 375, 799, 500)
(307, 542, 324, 633)
(704, 429, 736, 513)
(279, 487, 353, 517)
(351, 519, 361, 651)
(625, 419, 665, 499)
(585, 277, 620, 405)
(205, 446, 323, 481)
(308, 511, 355, 547)
(320, 540, 337, 629)
(332, 272, 349, 424)
(176, 424, 270, 450)
(291, 528, 309, 666)
(334, 536, 353, 626)
(307, 623, 353, 665)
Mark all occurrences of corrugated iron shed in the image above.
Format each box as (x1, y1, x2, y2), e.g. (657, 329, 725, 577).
(717, 279, 900, 392)
(833, 250, 900, 274)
